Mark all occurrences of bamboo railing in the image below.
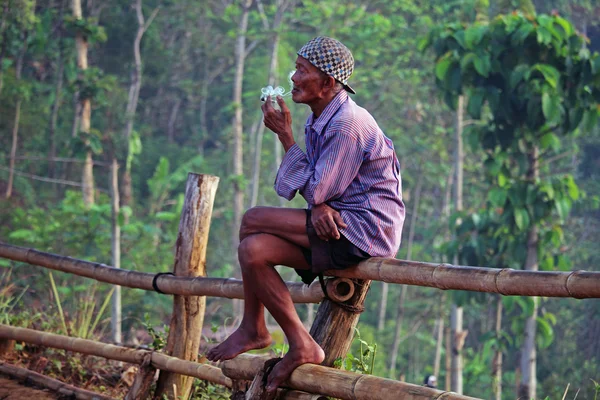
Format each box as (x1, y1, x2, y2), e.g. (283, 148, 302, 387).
(0, 361, 115, 400)
(0, 324, 232, 388)
(0, 324, 480, 400)
(220, 353, 482, 400)
(2, 242, 599, 299)
(332, 258, 600, 298)
(0, 242, 324, 303)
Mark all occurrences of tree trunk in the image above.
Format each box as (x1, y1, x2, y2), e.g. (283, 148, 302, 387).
(110, 158, 122, 344)
(122, 0, 156, 211)
(388, 171, 423, 376)
(48, 0, 66, 182)
(48, 50, 64, 180)
(451, 95, 465, 394)
(0, 1, 10, 96)
(433, 293, 445, 379)
(5, 44, 26, 199)
(518, 147, 539, 399)
(73, 0, 94, 207)
(167, 97, 181, 143)
(231, 0, 253, 262)
(154, 173, 219, 400)
(493, 295, 503, 400)
(377, 282, 389, 331)
(250, 0, 293, 208)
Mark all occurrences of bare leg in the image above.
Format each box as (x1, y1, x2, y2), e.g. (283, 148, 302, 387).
(237, 233, 324, 393)
(207, 207, 314, 363)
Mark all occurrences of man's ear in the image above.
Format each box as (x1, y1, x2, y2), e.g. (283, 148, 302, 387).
(322, 75, 336, 92)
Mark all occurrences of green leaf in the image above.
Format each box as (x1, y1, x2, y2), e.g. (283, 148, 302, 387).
(464, 25, 486, 48)
(536, 27, 552, 45)
(467, 89, 485, 119)
(539, 133, 560, 152)
(498, 173, 507, 187)
(156, 212, 176, 221)
(512, 23, 534, 45)
(582, 109, 599, 133)
(534, 64, 560, 88)
(435, 56, 452, 81)
(542, 92, 561, 125)
(473, 54, 491, 77)
(553, 16, 574, 37)
(488, 187, 507, 208)
(565, 176, 580, 200)
(9, 229, 35, 241)
(554, 198, 571, 221)
(513, 208, 530, 231)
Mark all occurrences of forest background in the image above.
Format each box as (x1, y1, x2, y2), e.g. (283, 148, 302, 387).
(0, 0, 599, 399)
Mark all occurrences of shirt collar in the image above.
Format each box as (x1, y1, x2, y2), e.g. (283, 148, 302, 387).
(306, 90, 348, 135)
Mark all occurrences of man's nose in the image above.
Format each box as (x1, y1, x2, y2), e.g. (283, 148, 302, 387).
(291, 71, 298, 84)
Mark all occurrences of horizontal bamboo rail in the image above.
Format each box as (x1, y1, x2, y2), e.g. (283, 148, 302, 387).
(221, 353, 481, 400)
(328, 258, 600, 298)
(0, 324, 232, 388)
(0, 242, 324, 303)
(2, 242, 599, 299)
(0, 325, 330, 400)
(0, 361, 115, 400)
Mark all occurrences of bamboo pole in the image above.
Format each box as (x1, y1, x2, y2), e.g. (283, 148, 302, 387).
(0, 242, 324, 303)
(0, 361, 115, 400)
(1, 242, 599, 298)
(328, 258, 600, 298)
(0, 325, 232, 388)
(155, 173, 219, 400)
(221, 354, 482, 400)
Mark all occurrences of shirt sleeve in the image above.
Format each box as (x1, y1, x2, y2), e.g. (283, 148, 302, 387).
(274, 130, 363, 205)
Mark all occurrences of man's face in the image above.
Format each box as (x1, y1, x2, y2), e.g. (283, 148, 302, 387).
(291, 56, 327, 105)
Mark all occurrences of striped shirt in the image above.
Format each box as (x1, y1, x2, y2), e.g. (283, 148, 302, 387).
(275, 90, 405, 257)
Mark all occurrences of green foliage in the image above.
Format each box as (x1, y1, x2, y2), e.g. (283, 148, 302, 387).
(336, 328, 378, 375)
(143, 312, 169, 351)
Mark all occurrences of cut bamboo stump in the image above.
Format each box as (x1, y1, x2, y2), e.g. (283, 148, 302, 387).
(0, 360, 115, 400)
(311, 278, 371, 366)
(155, 173, 219, 400)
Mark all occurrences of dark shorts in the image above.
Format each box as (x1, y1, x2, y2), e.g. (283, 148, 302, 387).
(296, 209, 371, 285)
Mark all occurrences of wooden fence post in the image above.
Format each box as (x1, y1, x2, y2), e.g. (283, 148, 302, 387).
(309, 278, 372, 366)
(154, 173, 219, 400)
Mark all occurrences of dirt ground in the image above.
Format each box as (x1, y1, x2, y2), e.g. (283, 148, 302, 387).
(0, 375, 59, 400)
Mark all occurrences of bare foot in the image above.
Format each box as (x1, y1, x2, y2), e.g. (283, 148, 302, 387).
(265, 339, 325, 392)
(206, 327, 272, 362)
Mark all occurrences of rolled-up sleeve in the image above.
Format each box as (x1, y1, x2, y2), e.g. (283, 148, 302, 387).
(274, 131, 363, 205)
(274, 143, 311, 201)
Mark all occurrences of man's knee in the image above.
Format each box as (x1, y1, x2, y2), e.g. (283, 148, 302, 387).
(239, 207, 267, 241)
(238, 234, 266, 269)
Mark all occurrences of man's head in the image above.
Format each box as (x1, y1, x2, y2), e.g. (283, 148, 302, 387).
(291, 37, 355, 109)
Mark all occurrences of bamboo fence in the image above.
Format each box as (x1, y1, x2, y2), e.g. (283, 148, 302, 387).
(2, 242, 599, 299)
(0, 242, 324, 303)
(0, 324, 480, 400)
(0, 324, 232, 388)
(220, 353, 482, 400)
(0, 361, 115, 400)
(330, 257, 600, 298)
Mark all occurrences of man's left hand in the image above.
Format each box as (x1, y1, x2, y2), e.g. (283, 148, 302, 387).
(311, 203, 347, 241)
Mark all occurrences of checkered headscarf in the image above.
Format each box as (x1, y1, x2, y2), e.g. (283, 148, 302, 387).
(297, 36, 356, 94)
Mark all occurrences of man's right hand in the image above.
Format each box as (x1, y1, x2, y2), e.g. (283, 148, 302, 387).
(261, 95, 295, 151)
(311, 203, 347, 241)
